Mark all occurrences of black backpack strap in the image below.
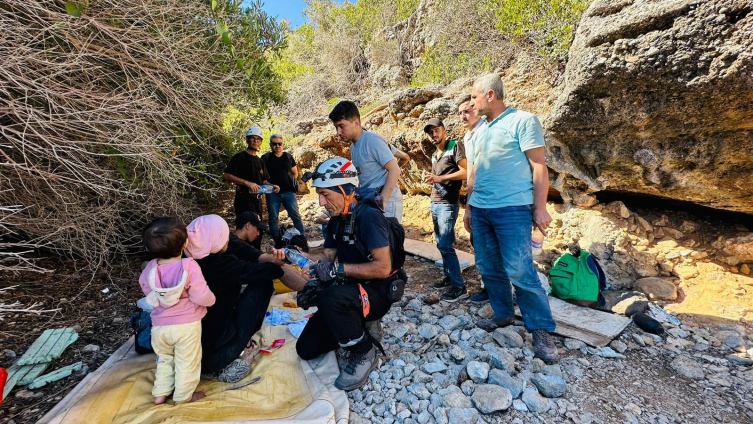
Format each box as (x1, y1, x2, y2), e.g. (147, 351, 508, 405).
(351, 203, 374, 262)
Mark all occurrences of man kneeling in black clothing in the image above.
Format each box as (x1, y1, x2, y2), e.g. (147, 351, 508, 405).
(284, 157, 405, 391)
(228, 211, 306, 292)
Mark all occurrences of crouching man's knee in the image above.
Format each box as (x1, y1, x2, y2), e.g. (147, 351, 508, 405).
(296, 342, 321, 361)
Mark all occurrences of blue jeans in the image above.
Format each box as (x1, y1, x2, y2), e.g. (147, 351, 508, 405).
(431, 202, 464, 288)
(266, 192, 305, 240)
(471, 205, 555, 332)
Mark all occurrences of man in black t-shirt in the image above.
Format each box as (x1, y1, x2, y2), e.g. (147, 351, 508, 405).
(280, 157, 399, 392)
(223, 126, 279, 248)
(422, 118, 468, 301)
(261, 134, 305, 244)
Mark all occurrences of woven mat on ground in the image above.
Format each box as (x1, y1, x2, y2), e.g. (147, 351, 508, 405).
(39, 293, 347, 424)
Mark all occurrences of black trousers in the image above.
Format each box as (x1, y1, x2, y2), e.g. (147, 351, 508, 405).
(234, 192, 263, 249)
(202, 278, 274, 373)
(296, 282, 392, 360)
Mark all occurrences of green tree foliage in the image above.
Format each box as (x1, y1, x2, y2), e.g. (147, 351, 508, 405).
(481, 0, 590, 61)
(275, 0, 590, 95)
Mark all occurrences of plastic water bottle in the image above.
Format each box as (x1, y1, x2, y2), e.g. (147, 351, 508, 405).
(285, 248, 311, 269)
(531, 228, 544, 257)
(258, 185, 275, 194)
(434, 183, 448, 198)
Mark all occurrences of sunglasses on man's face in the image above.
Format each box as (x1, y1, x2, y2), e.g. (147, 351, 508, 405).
(271, 143, 282, 146)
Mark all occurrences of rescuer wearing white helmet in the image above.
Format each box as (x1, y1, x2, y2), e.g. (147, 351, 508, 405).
(223, 126, 279, 248)
(280, 157, 406, 391)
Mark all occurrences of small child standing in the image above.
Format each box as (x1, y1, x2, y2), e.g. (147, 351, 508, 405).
(140, 217, 216, 405)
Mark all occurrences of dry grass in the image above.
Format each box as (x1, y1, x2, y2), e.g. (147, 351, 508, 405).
(0, 0, 280, 271)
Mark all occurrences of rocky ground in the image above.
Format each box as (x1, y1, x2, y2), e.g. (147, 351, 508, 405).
(3, 190, 753, 423)
(296, 191, 753, 424)
(345, 255, 753, 424)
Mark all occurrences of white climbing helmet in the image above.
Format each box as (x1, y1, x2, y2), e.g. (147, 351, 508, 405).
(245, 126, 263, 138)
(310, 157, 359, 188)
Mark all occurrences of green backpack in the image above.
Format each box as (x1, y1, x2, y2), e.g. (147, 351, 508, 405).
(549, 251, 607, 306)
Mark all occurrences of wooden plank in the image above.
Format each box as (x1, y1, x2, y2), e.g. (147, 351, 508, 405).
(514, 297, 630, 347)
(547, 297, 631, 347)
(18, 328, 78, 366)
(2, 363, 49, 398)
(27, 362, 83, 390)
(552, 322, 613, 348)
(3, 364, 22, 399)
(3, 327, 79, 397)
(404, 239, 475, 270)
(17, 364, 50, 386)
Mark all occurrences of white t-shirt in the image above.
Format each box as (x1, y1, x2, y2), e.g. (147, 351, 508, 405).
(463, 119, 485, 181)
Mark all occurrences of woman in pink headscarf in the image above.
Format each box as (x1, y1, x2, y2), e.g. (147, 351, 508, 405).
(186, 215, 282, 383)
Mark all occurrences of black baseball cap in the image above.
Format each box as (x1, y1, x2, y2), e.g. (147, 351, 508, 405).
(423, 118, 444, 134)
(236, 211, 269, 231)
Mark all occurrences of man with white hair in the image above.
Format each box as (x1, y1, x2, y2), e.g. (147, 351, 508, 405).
(464, 73, 558, 363)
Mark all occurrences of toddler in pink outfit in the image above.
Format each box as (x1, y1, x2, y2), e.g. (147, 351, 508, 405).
(139, 217, 216, 405)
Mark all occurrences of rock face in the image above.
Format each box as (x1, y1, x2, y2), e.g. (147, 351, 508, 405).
(547, 0, 753, 214)
(634, 277, 678, 300)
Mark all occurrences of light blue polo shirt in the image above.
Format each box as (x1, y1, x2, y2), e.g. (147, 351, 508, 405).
(468, 107, 546, 209)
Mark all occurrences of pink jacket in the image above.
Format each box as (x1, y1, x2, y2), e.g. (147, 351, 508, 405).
(139, 258, 215, 327)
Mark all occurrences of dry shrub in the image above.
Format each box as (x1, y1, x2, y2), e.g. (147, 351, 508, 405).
(0, 0, 285, 271)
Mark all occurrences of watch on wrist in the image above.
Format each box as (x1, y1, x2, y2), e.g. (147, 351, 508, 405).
(336, 262, 346, 281)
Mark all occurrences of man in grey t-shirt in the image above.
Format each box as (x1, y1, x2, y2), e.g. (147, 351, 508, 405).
(328, 101, 403, 223)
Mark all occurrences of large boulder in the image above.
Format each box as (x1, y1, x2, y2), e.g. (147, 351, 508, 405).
(388, 87, 443, 115)
(546, 0, 753, 214)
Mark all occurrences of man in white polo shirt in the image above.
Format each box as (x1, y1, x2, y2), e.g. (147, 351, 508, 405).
(465, 74, 558, 364)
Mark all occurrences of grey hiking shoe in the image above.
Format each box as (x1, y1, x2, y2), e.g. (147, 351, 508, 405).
(365, 320, 383, 343)
(532, 329, 559, 364)
(219, 358, 251, 383)
(335, 346, 379, 391)
(476, 317, 516, 332)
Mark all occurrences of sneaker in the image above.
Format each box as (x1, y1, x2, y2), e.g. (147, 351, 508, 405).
(218, 358, 251, 383)
(365, 320, 383, 343)
(476, 317, 516, 332)
(432, 277, 451, 289)
(532, 329, 559, 364)
(240, 337, 261, 364)
(440, 286, 469, 302)
(334, 346, 379, 391)
(470, 288, 489, 303)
